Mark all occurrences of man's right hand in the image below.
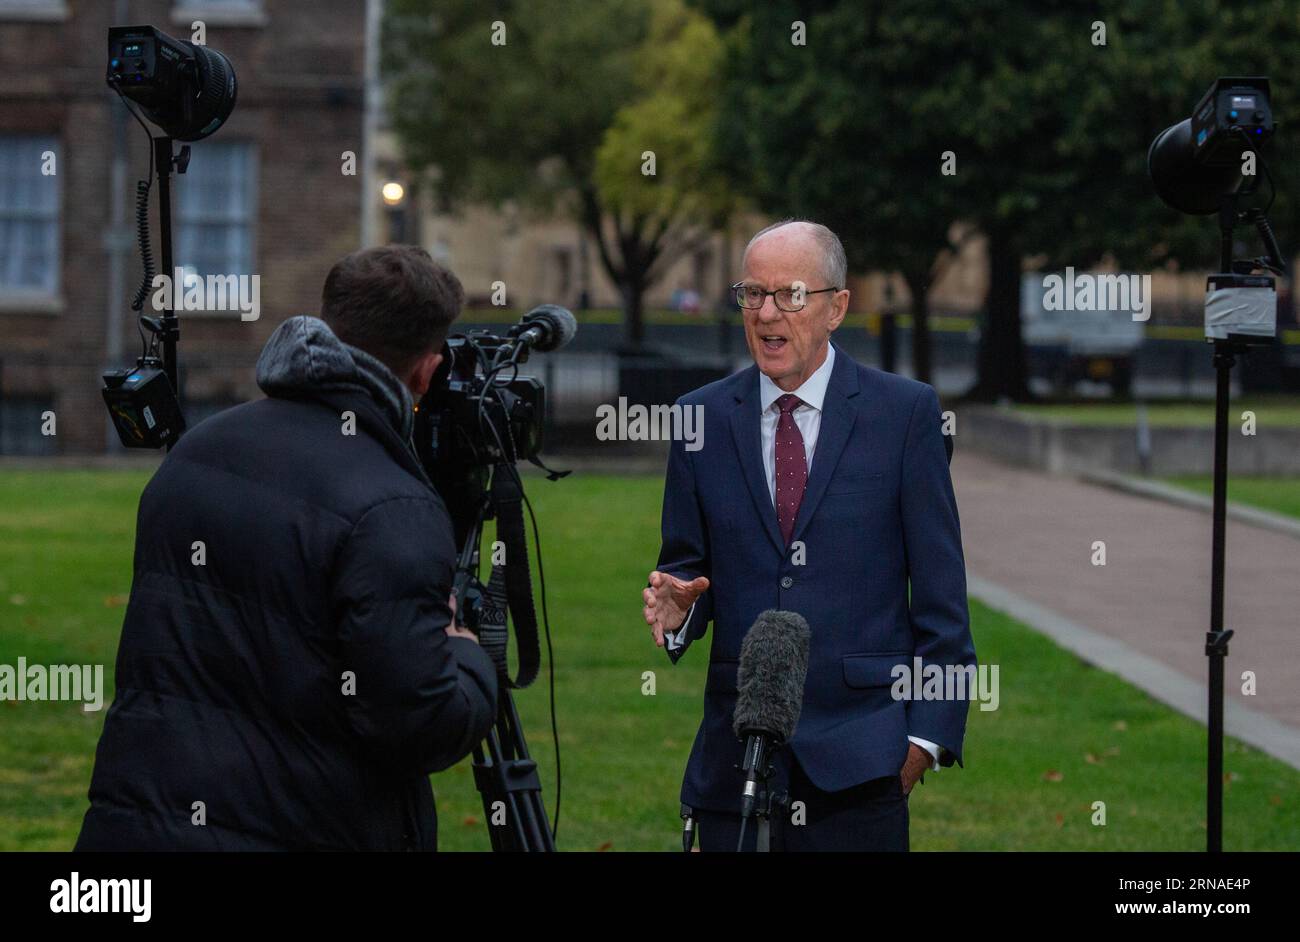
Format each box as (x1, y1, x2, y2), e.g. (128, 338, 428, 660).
(446, 590, 478, 643)
(642, 571, 710, 648)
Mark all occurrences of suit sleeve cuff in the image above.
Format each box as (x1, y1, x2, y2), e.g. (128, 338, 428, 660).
(663, 600, 697, 652)
(908, 735, 942, 772)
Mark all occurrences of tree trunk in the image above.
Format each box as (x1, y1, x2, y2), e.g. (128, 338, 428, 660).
(622, 280, 646, 350)
(879, 314, 897, 373)
(968, 227, 1031, 401)
(905, 270, 932, 386)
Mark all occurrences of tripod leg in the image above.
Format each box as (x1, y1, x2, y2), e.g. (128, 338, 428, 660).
(471, 691, 553, 851)
(480, 722, 530, 851)
(471, 742, 508, 852)
(501, 692, 554, 850)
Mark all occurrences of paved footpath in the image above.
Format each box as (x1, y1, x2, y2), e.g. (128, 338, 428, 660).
(952, 452, 1300, 766)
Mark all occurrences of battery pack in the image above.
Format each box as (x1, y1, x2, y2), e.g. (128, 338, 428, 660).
(1204, 273, 1276, 343)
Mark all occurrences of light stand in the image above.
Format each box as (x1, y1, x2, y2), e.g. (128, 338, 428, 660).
(1150, 81, 1282, 852)
(153, 135, 189, 412)
(1203, 189, 1284, 853)
(103, 24, 235, 450)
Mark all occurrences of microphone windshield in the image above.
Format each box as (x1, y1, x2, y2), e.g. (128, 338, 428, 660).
(523, 304, 578, 352)
(732, 610, 811, 743)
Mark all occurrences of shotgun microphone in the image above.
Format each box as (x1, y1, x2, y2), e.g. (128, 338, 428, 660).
(509, 304, 577, 353)
(732, 609, 810, 847)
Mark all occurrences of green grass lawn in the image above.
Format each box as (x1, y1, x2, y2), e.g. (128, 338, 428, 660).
(1163, 475, 1300, 521)
(1011, 396, 1300, 428)
(1, 469, 1297, 851)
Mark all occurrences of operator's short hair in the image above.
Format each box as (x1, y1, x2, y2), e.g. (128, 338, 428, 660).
(321, 244, 464, 376)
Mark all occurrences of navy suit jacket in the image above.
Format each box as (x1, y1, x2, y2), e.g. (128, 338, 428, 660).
(656, 343, 976, 813)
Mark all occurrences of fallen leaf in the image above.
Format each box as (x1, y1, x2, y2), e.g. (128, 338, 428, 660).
(1084, 753, 1100, 765)
(104, 595, 128, 607)
(462, 816, 479, 827)
(1043, 769, 1064, 782)
(596, 841, 613, 852)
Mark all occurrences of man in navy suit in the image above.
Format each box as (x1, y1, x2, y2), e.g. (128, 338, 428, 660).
(642, 220, 975, 851)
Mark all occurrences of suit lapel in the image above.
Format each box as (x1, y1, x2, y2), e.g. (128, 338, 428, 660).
(729, 367, 785, 555)
(791, 344, 861, 546)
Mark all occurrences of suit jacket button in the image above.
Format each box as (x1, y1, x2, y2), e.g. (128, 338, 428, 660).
(780, 576, 793, 589)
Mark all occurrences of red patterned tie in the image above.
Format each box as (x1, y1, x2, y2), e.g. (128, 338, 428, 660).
(774, 393, 808, 545)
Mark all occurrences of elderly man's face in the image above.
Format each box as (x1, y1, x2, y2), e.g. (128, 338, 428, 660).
(740, 227, 849, 391)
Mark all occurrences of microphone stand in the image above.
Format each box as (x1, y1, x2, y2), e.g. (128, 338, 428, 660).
(736, 732, 787, 852)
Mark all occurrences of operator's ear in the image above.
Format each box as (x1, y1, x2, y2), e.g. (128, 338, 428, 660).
(406, 349, 443, 398)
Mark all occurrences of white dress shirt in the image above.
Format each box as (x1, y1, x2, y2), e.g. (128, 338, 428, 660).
(666, 344, 941, 771)
(758, 343, 835, 504)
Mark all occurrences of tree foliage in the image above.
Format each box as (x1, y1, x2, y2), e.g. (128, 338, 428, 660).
(695, 0, 1300, 398)
(385, 0, 734, 347)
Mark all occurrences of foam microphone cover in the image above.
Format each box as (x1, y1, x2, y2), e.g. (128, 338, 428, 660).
(523, 304, 578, 351)
(732, 609, 811, 743)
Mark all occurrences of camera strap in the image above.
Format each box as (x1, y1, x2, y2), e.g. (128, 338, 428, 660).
(488, 468, 541, 690)
(526, 454, 572, 482)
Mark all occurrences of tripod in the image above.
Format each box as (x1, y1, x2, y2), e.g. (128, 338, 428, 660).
(453, 472, 554, 852)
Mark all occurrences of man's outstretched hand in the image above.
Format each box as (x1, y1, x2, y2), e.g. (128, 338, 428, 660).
(642, 571, 710, 648)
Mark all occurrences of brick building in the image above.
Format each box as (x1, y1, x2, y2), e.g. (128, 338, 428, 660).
(0, 0, 371, 453)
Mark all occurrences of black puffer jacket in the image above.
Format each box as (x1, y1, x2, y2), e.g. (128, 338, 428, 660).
(76, 316, 498, 851)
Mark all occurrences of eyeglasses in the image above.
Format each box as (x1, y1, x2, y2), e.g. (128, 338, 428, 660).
(732, 282, 840, 313)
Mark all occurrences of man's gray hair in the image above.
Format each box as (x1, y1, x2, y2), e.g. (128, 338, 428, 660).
(743, 219, 848, 289)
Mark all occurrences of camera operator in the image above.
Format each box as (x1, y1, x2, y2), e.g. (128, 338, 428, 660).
(75, 245, 498, 852)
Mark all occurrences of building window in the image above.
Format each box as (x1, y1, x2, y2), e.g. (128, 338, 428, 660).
(176, 141, 256, 282)
(0, 135, 60, 297)
(0, 394, 57, 456)
(0, 0, 70, 23)
(172, 0, 266, 28)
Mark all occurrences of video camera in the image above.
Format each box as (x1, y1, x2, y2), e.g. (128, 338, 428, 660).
(412, 304, 577, 853)
(414, 304, 575, 546)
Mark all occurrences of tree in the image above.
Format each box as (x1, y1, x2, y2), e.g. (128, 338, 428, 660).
(594, 0, 738, 344)
(960, 0, 1300, 398)
(698, 0, 974, 384)
(696, 0, 1300, 399)
(384, 0, 733, 349)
